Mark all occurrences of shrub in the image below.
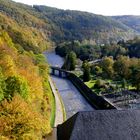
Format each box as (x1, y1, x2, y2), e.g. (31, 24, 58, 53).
(94, 79, 106, 88)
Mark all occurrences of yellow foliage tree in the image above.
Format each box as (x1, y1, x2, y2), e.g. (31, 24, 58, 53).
(0, 55, 16, 77)
(0, 29, 52, 138)
(0, 96, 51, 139)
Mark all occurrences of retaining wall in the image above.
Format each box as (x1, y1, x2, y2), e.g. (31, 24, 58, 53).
(67, 73, 117, 109)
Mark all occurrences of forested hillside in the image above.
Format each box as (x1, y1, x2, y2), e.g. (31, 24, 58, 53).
(112, 15, 140, 33)
(0, 0, 53, 139)
(0, 0, 52, 53)
(0, 0, 138, 47)
(0, 30, 53, 139)
(34, 5, 137, 44)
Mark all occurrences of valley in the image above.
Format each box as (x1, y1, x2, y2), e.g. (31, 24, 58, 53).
(1, 0, 140, 139)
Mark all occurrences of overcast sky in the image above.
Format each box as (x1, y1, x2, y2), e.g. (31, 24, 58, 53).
(13, 0, 140, 16)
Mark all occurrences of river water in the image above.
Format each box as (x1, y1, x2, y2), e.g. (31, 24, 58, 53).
(44, 51, 94, 119)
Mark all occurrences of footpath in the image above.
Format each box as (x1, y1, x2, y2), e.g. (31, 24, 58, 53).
(48, 76, 64, 127)
(47, 77, 65, 140)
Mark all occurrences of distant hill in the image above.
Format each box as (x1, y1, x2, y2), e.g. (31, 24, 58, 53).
(0, 0, 52, 53)
(0, 0, 139, 47)
(34, 5, 137, 44)
(112, 15, 140, 33)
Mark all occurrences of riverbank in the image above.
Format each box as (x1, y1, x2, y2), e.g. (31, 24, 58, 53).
(48, 76, 65, 127)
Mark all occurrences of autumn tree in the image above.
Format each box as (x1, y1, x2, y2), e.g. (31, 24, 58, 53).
(113, 56, 130, 79)
(100, 57, 114, 79)
(0, 16, 52, 138)
(0, 96, 51, 139)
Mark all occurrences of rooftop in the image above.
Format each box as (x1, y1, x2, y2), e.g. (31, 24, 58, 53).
(57, 110, 140, 140)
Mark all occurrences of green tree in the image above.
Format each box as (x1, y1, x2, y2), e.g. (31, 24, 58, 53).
(92, 65, 102, 76)
(62, 51, 77, 70)
(113, 56, 130, 79)
(130, 66, 140, 91)
(5, 75, 29, 100)
(121, 78, 127, 89)
(82, 61, 91, 82)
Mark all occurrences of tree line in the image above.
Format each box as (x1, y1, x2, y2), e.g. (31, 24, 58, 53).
(91, 56, 140, 91)
(59, 38, 140, 92)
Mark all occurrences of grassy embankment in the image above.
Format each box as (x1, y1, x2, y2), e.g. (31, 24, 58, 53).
(46, 81, 56, 127)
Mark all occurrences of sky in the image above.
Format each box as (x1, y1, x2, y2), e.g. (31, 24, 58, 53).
(13, 0, 140, 16)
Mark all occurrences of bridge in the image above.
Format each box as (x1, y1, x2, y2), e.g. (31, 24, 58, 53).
(50, 66, 70, 78)
(49, 66, 117, 110)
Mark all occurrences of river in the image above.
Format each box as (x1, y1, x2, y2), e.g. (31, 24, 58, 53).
(44, 51, 94, 119)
